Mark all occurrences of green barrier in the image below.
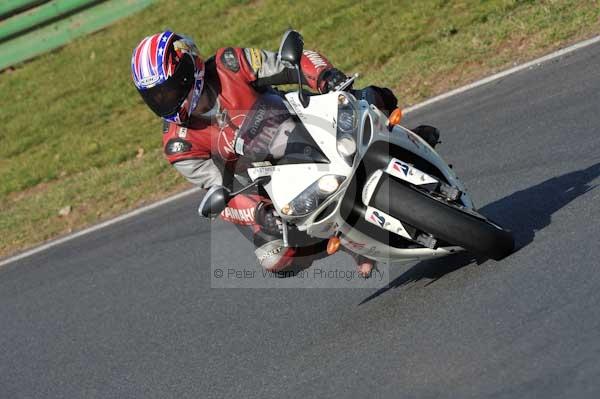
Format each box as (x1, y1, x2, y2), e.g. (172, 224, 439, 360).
(0, 0, 99, 42)
(0, 0, 154, 70)
(0, 0, 46, 20)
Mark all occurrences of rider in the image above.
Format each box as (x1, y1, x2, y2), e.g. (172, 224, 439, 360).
(131, 31, 427, 276)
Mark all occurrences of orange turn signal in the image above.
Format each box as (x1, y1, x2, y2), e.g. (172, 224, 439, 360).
(327, 236, 341, 255)
(388, 108, 403, 126)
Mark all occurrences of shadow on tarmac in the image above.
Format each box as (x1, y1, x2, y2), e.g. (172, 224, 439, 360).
(359, 162, 600, 304)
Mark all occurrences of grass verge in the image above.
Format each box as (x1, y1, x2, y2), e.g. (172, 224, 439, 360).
(1, 0, 599, 257)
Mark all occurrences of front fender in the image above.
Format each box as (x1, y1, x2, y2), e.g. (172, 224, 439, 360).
(358, 104, 474, 209)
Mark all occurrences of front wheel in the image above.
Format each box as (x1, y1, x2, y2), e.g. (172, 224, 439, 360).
(371, 174, 515, 260)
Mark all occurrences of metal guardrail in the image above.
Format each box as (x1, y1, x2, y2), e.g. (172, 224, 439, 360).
(0, 0, 154, 70)
(0, 0, 47, 20)
(0, 0, 100, 42)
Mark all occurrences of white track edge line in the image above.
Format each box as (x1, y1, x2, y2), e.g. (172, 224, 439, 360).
(2, 34, 599, 267)
(404, 35, 600, 113)
(0, 188, 202, 267)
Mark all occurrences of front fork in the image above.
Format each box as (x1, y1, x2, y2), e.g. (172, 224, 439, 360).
(281, 219, 290, 247)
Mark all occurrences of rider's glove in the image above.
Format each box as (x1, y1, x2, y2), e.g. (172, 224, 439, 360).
(374, 86, 398, 113)
(351, 86, 398, 116)
(318, 68, 348, 94)
(255, 201, 283, 237)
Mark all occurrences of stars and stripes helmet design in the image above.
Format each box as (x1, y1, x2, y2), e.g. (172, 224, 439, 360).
(131, 31, 205, 124)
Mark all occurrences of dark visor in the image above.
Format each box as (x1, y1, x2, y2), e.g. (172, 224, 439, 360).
(138, 54, 195, 117)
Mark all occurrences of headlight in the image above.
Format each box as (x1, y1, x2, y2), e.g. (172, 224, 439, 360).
(318, 175, 341, 194)
(282, 175, 345, 216)
(336, 135, 357, 158)
(336, 94, 357, 165)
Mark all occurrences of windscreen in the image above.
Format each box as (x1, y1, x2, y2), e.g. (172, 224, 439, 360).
(235, 94, 329, 167)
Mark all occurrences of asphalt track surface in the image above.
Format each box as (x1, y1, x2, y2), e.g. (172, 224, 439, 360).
(2, 42, 600, 398)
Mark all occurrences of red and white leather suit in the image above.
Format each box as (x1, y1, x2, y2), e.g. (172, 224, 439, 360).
(162, 47, 337, 269)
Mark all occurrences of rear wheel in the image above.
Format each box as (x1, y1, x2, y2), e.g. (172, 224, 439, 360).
(371, 174, 515, 260)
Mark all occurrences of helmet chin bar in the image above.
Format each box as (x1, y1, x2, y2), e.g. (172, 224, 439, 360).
(163, 83, 204, 125)
(155, 57, 204, 125)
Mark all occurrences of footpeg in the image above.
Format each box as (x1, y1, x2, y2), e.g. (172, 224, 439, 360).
(439, 183, 462, 201)
(416, 233, 437, 249)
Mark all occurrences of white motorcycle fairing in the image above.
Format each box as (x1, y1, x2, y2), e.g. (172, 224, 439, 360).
(243, 89, 474, 263)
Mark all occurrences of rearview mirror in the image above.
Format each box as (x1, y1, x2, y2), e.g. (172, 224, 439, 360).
(198, 186, 231, 218)
(278, 29, 309, 107)
(278, 29, 304, 67)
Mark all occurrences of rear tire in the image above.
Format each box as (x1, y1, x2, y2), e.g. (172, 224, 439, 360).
(371, 175, 515, 260)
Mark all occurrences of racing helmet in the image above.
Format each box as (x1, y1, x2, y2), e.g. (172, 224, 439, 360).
(131, 31, 204, 124)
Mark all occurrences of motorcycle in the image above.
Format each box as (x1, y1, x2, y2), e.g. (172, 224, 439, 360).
(200, 30, 514, 265)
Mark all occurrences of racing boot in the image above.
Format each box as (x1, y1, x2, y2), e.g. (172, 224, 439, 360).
(342, 247, 377, 278)
(412, 125, 441, 148)
(356, 255, 376, 278)
(254, 234, 297, 272)
(254, 201, 296, 272)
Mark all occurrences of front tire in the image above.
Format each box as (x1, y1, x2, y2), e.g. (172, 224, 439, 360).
(371, 174, 515, 260)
